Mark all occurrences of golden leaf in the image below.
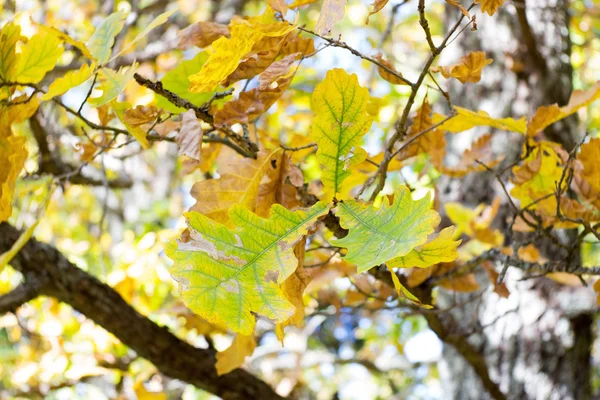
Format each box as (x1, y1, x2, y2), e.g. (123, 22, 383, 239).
(15, 31, 64, 83)
(188, 17, 296, 93)
(189, 148, 283, 224)
(526, 82, 600, 137)
(216, 334, 257, 375)
(366, 0, 389, 24)
(432, 51, 492, 84)
(475, 0, 505, 16)
(0, 134, 28, 222)
(432, 107, 526, 134)
(373, 54, 408, 85)
(41, 63, 95, 101)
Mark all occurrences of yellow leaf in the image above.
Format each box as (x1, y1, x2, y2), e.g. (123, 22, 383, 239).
(577, 138, 600, 194)
(445, 0, 471, 18)
(310, 68, 372, 199)
(388, 227, 461, 269)
(432, 107, 526, 134)
(188, 17, 295, 93)
(0, 135, 28, 222)
(527, 82, 600, 137)
(189, 148, 283, 224)
(386, 265, 432, 307)
(41, 63, 95, 101)
(315, 0, 346, 35)
(216, 334, 257, 375)
(432, 51, 492, 84)
(475, 0, 505, 16)
(134, 382, 167, 400)
(0, 23, 22, 84)
(290, 0, 319, 8)
(276, 239, 310, 342)
(0, 95, 40, 132)
(15, 31, 64, 83)
(35, 24, 94, 60)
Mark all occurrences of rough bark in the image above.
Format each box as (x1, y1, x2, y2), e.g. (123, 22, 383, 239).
(0, 222, 284, 400)
(433, 2, 597, 400)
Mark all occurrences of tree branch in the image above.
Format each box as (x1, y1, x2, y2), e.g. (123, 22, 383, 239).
(0, 281, 45, 314)
(0, 222, 284, 400)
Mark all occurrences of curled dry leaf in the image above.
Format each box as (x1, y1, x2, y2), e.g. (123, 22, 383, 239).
(434, 133, 504, 177)
(373, 53, 408, 85)
(315, 0, 347, 36)
(123, 105, 160, 126)
(176, 110, 203, 162)
(214, 53, 299, 127)
(432, 51, 492, 84)
(365, 0, 389, 24)
(177, 21, 230, 49)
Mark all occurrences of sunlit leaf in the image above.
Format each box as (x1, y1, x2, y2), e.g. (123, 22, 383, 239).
(216, 334, 257, 375)
(432, 106, 526, 134)
(15, 32, 64, 83)
(41, 63, 95, 101)
(432, 51, 492, 84)
(388, 227, 461, 269)
(315, 0, 346, 35)
(332, 185, 440, 273)
(165, 202, 328, 334)
(310, 68, 372, 199)
(89, 64, 137, 107)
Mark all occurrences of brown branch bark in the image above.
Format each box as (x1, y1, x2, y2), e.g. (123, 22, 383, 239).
(0, 281, 46, 314)
(0, 222, 284, 400)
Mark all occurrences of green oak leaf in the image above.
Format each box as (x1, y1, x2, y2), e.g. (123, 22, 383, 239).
(165, 202, 328, 335)
(310, 68, 372, 200)
(332, 185, 441, 273)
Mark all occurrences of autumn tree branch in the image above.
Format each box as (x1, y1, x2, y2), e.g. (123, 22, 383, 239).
(0, 222, 284, 400)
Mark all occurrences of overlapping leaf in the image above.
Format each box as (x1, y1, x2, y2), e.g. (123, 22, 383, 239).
(432, 52, 492, 84)
(332, 185, 441, 272)
(432, 107, 526, 134)
(190, 149, 283, 224)
(387, 227, 461, 269)
(41, 63, 95, 101)
(315, 0, 346, 35)
(188, 17, 296, 93)
(165, 202, 328, 334)
(0, 134, 28, 222)
(89, 64, 137, 107)
(310, 68, 372, 199)
(15, 32, 64, 83)
(87, 10, 127, 64)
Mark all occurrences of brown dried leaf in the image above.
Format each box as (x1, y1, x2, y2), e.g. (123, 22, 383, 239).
(315, 0, 346, 36)
(176, 110, 203, 162)
(373, 53, 407, 85)
(434, 134, 504, 177)
(177, 21, 230, 50)
(123, 105, 160, 126)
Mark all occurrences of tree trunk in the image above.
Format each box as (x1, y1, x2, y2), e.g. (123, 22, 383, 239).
(434, 3, 597, 399)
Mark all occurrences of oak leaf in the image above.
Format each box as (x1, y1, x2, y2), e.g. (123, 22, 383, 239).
(86, 10, 127, 65)
(123, 105, 160, 126)
(332, 185, 441, 273)
(366, 0, 389, 24)
(176, 110, 203, 162)
(432, 51, 492, 84)
(475, 0, 505, 16)
(387, 227, 461, 269)
(310, 68, 372, 199)
(177, 21, 230, 50)
(41, 63, 95, 101)
(432, 107, 526, 134)
(165, 202, 328, 334)
(373, 54, 408, 85)
(15, 31, 64, 83)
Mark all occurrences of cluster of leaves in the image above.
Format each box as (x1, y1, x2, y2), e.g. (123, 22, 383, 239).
(3, 0, 600, 396)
